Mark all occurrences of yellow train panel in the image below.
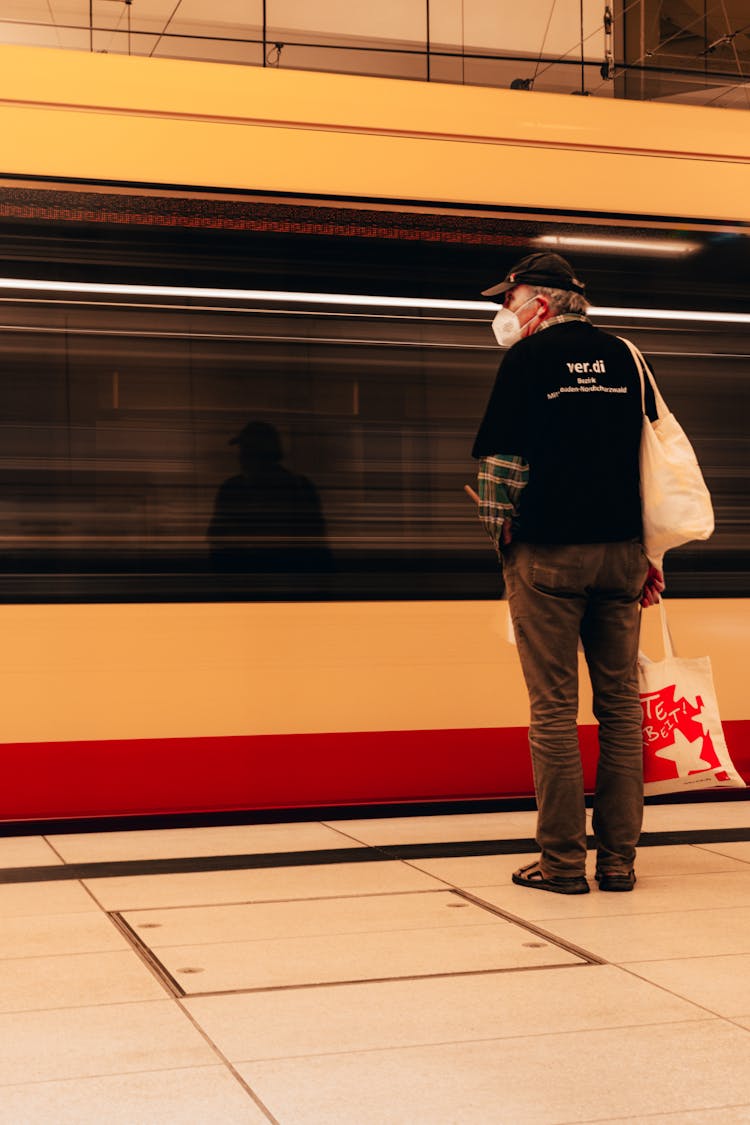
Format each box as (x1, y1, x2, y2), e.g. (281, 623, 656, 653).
(0, 600, 745, 745)
(0, 45, 748, 222)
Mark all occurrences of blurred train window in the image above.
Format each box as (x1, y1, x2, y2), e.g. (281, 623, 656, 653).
(0, 305, 495, 601)
(0, 188, 747, 601)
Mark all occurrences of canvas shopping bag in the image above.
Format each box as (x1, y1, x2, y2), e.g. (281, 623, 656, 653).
(619, 337, 714, 568)
(638, 602, 745, 795)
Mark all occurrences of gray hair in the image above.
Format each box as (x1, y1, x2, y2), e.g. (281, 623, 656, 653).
(530, 285, 589, 315)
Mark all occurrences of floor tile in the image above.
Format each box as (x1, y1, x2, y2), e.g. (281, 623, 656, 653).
(642, 801, 750, 833)
(48, 822, 363, 864)
(155, 914, 582, 993)
(0, 837, 62, 869)
(634, 845, 750, 876)
(409, 844, 750, 893)
(0, 1000, 216, 1086)
(623, 954, 750, 1018)
(184, 963, 705, 1062)
(0, 950, 166, 1013)
(601, 1107, 750, 1124)
(236, 1019, 750, 1124)
(406, 851, 540, 889)
(84, 859, 446, 911)
(697, 842, 750, 864)
(327, 810, 538, 846)
(0, 881, 101, 919)
(0, 1067, 268, 1125)
(123, 890, 503, 948)
(463, 879, 670, 923)
(0, 912, 128, 961)
(538, 906, 750, 963)
(471, 870, 750, 923)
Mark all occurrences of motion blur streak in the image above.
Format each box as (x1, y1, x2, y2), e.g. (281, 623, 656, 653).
(1, 277, 750, 324)
(0, 292, 746, 604)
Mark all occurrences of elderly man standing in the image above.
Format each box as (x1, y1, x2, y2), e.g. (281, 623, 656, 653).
(473, 252, 664, 895)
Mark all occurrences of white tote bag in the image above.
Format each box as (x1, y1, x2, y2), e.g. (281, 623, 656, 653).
(619, 337, 714, 568)
(638, 602, 745, 796)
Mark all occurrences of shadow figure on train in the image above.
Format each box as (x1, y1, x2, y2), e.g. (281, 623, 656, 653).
(208, 421, 333, 575)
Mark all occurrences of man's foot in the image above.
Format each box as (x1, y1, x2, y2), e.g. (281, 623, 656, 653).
(596, 870, 636, 892)
(512, 860, 590, 895)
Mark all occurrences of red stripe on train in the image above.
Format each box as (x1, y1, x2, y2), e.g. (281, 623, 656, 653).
(1, 722, 749, 821)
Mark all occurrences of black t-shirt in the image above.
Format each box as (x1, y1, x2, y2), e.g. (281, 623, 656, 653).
(472, 320, 658, 544)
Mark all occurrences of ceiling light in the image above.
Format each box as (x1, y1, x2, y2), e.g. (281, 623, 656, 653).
(536, 235, 701, 256)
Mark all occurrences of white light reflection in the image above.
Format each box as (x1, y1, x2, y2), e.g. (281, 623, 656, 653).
(0, 277, 748, 324)
(0, 277, 486, 312)
(589, 306, 750, 324)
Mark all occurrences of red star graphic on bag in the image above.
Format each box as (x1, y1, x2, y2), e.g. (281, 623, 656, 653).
(640, 683, 721, 783)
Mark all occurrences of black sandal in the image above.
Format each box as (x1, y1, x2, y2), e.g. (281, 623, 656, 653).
(596, 870, 636, 892)
(512, 860, 590, 895)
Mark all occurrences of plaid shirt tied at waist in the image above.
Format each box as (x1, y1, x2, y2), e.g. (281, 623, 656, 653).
(477, 454, 528, 553)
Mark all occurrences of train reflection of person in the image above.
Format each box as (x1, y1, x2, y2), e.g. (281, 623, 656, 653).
(208, 421, 333, 576)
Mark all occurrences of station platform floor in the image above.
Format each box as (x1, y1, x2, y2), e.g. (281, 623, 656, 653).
(1, 800, 750, 1124)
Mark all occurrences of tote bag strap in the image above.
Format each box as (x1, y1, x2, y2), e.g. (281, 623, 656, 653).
(658, 598, 677, 659)
(617, 336, 669, 419)
(639, 599, 677, 663)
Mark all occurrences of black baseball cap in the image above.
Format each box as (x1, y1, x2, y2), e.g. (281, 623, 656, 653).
(482, 252, 586, 297)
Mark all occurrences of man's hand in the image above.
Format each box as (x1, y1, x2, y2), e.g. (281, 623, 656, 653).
(464, 485, 513, 547)
(641, 565, 665, 608)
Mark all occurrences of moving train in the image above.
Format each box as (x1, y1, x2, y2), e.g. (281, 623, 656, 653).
(0, 180, 748, 825)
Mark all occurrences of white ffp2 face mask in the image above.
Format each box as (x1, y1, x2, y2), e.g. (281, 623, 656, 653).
(491, 295, 541, 347)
